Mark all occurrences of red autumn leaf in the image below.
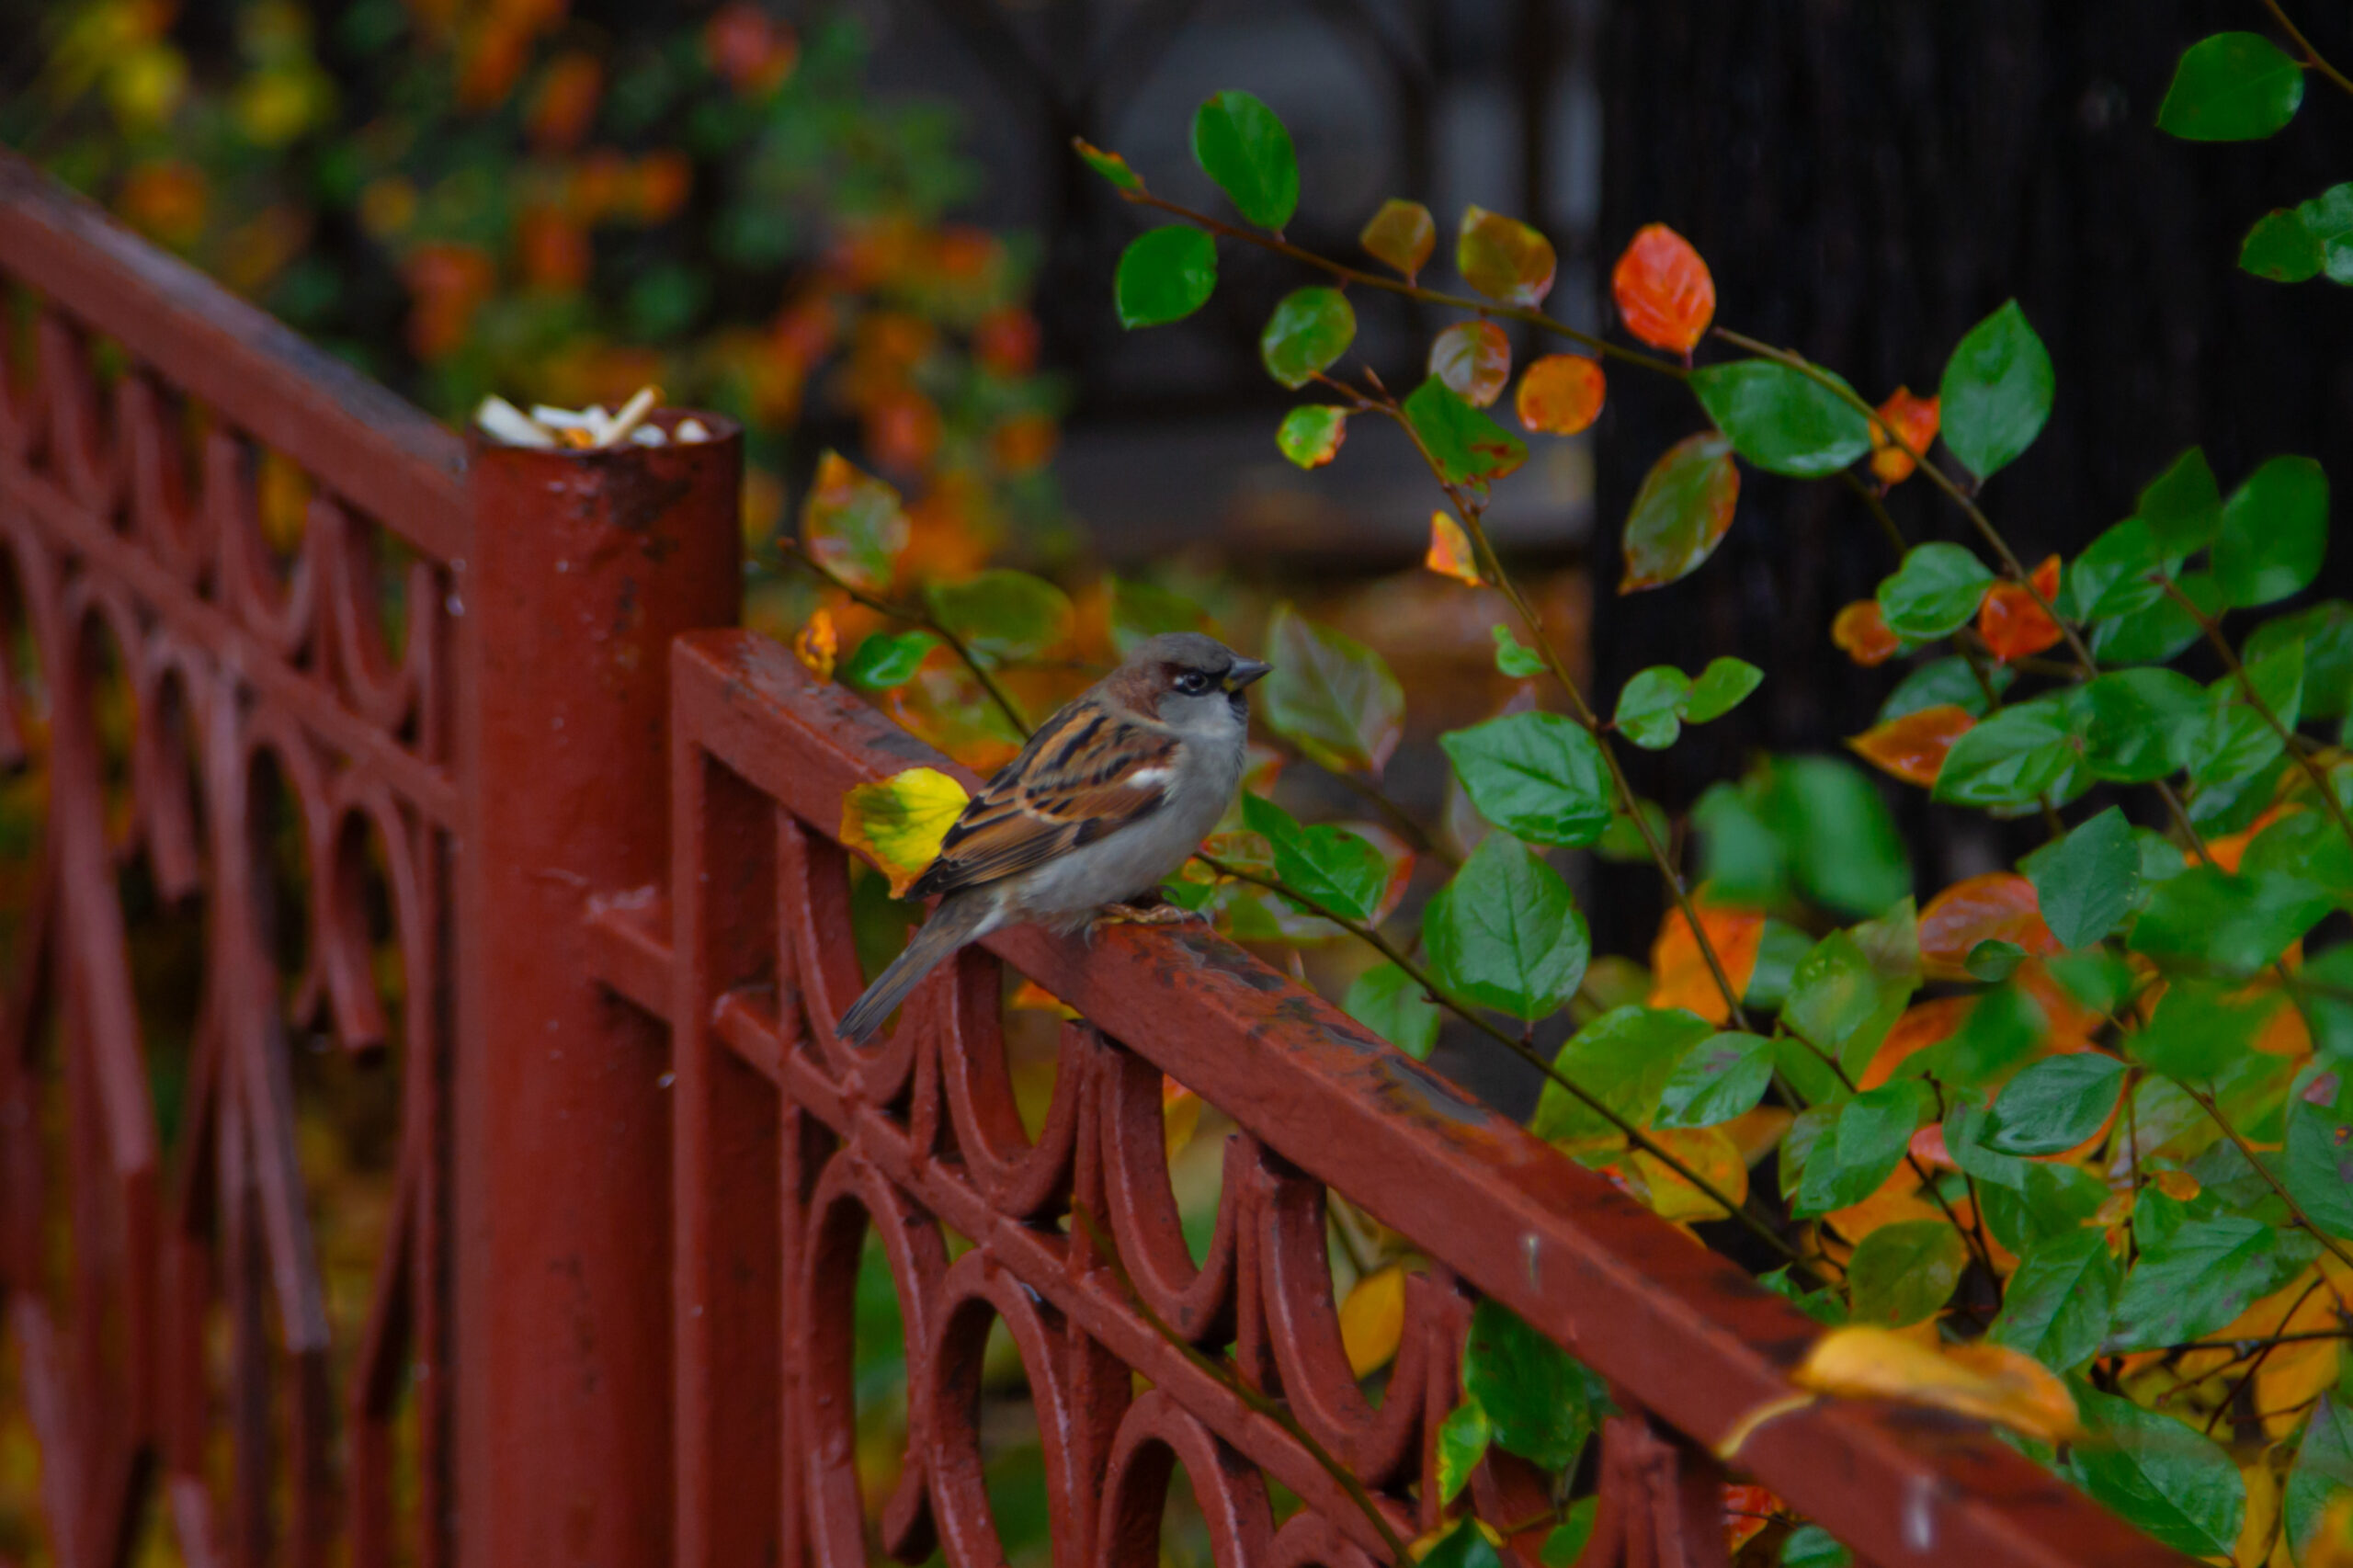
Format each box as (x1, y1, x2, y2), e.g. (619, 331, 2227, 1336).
(1847, 704, 1975, 787)
(1977, 554, 2064, 663)
(1425, 511, 1483, 585)
(1832, 599, 1900, 666)
(1611, 223, 1716, 354)
(1516, 354, 1606, 435)
(1918, 872, 2059, 981)
(1429, 320, 1511, 408)
(1868, 387, 1940, 486)
(1863, 997, 1977, 1089)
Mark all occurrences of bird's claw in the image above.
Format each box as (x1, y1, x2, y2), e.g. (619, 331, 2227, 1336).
(1090, 895, 1205, 935)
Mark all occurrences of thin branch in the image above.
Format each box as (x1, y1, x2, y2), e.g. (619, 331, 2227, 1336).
(1838, 470, 1909, 559)
(779, 542, 1034, 735)
(2180, 1080, 2353, 1278)
(2258, 0, 2353, 98)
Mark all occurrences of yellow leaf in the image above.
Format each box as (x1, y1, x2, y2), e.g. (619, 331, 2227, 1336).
(1162, 1074, 1202, 1157)
(1425, 511, 1483, 586)
(1408, 1519, 1504, 1562)
(1626, 1126, 1747, 1222)
(793, 607, 838, 680)
(840, 767, 969, 898)
(2306, 1495, 2353, 1568)
(1792, 1326, 2079, 1443)
(1010, 979, 1079, 1018)
(1338, 1263, 1407, 1379)
(1721, 1105, 1793, 1167)
(2239, 1451, 2285, 1568)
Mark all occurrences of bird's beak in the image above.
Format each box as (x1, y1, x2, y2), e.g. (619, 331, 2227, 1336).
(1222, 659, 1272, 692)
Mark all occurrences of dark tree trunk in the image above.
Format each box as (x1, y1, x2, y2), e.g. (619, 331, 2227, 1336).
(1587, 0, 2353, 953)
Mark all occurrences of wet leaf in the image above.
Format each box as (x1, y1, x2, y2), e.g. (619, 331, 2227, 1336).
(2109, 1215, 2314, 1351)
(1404, 376, 1528, 486)
(1072, 137, 1142, 191)
(1435, 1399, 1491, 1505)
(1517, 353, 1606, 435)
(1429, 319, 1510, 407)
(1832, 599, 1900, 667)
(2065, 517, 2172, 621)
(1848, 704, 1976, 788)
(1191, 89, 1298, 228)
(1424, 835, 1588, 1021)
(1260, 286, 1356, 389)
(1461, 1298, 1597, 1471)
(1938, 301, 2053, 483)
(1988, 1229, 2118, 1372)
(2214, 454, 2328, 608)
(2138, 446, 2225, 553)
(1615, 665, 1692, 749)
(1847, 1220, 1967, 1328)
(1655, 1030, 1774, 1128)
(2029, 807, 2140, 949)
(1115, 226, 1216, 327)
(1338, 1262, 1406, 1377)
(1425, 511, 1483, 586)
(1690, 358, 1871, 478)
(1440, 710, 1612, 847)
(1868, 386, 1940, 486)
(1918, 874, 2056, 979)
(1345, 961, 1440, 1061)
(1879, 542, 1995, 640)
(1611, 222, 1715, 353)
(1360, 198, 1436, 279)
(1262, 605, 1406, 777)
(1791, 1325, 2080, 1442)
(2157, 32, 2304, 142)
(2068, 1388, 2244, 1559)
(1977, 554, 2064, 663)
(1619, 434, 1739, 591)
(841, 628, 937, 689)
(1536, 1005, 1714, 1143)
(1243, 793, 1389, 925)
(1457, 205, 1555, 308)
(1988, 1052, 2125, 1154)
(927, 569, 1074, 664)
(1277, 405, 1347, 469)
(2076, 667, 2205, 782)
(841, 767, 970, 898)
(1795, 1080, 1930, 1215)
(1929, 698, 2079, 808)
(800, 449, 906, 591)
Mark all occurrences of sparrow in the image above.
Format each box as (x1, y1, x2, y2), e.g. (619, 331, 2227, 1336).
(835, 632, 1270, 1044)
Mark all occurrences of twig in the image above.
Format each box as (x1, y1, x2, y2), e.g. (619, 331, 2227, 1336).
(2180, 1080, 2353, 1277)
(779, 542, 1034, 734)
(2258, 0, 2353, 98)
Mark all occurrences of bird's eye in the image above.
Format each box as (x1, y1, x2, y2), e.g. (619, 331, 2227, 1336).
(1175, 670, 1211, 695)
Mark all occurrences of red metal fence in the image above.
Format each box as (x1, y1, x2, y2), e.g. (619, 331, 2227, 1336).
(0, 150, 2181, 1568)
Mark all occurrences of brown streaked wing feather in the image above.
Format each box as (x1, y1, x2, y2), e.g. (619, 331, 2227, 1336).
(907, 699, 1177, 899)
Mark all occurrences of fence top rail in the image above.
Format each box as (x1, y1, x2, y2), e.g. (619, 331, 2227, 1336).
(0, 149, 468, 561)
(673, 626, 2185, 1568)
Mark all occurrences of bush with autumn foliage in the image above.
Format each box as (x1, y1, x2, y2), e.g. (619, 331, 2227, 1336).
(808, 48, 2353, 1568)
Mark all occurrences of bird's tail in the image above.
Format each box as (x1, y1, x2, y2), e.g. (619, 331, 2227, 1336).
(835, 892, 997, 1044)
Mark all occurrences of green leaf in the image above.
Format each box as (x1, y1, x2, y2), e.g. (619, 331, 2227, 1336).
(1439, 711, 1612, 847)
(2126, 975, 2282, 1082)
(1461, 1299, 1594, 1471)
(926, 569, 1074, 663)
(1533, 1006, 1712, 1143)
(1689, 359, 1871, 478)
(1779, 1525, 1852, 1568)
(1988, 1229, 2119, 1372)
(1784, 932, 1905, 1062)
(1619, 434, 1741, 592)
(1965, 938, 2026, 983)
(2076, 668, 2205, 783)
(1262, 604, 1405, 777)
(2139, 448, 2226, 553)
(1456, 205, 1557, 309)
(2241, 207, 2326, 282)
(1424, 835, 1588, 1022)
(1878, 542, 1995, 640)
(2029, 806, 2141, 948)
(1614, 665, 1692, 749)
(1687, 658, 1763, 722)
(2287, 1397, 2353, 1559)
(2069, 1388, 2245, 1559)
(1796, 1080, 1931, 1216)
(2156, 32, 2304, 142)
(1190, 89, 1298, 229)
(2130, 867, 2333, 977)
(2109, 1215, 2313, 1350)
(1938, 301, 2054, 482)
(1696, 757, 1909, 916)
(1073, 138, 1143, 192)
(1759, 1263, 1851, 1327)
(2214, 455, 2329, 608)
(841, 629, 938, 689)
(1404, 376, 1529, 487)
(2249, 600, 2353, 718)
(2092, 571, 2222, 665)
(1491, 624, 1547, 677)
(2064, 517, 2172, 621)
(2240, 810, 2353, 904)
(1108, 575, 1214, 654)
(1242, 793, 1389, 926)
(1258, 287, 1356, 389)
(1930, 982, 2048, 1089)
(2283, 1097, 2353, 1239)
(1421, 1522, 1505, 1568)
(1987, 1052, 2126, 1155)
(1847, 1219, 1967, 1328)
(1344, 961, 1440, 1062)
(1115, 226, 1216, 327)
(2297, 182, 2353, 284)
(1276, 405, 1348, 469)
(1541, 1500, 1601, 1568)
(1434, 1399, 1491, 1505)
(800, 450, 907, 592)
(1931, 697, 2078, 808)
(1655, 1032, 1774, 1129)
(1878, 657, 2012, 723)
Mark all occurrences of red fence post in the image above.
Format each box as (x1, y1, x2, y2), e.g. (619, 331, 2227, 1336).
(453, 415, 740, 1566)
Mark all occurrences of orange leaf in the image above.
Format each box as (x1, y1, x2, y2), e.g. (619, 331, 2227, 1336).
(1867, 387, 1940, 486)
(1516, 353, 1606, 435)
(792, 608, 838, 681)
(1425, 511, 1483, 586)
(1360, 199, 1437, 280)
(1793, 1326, 2079, 1442)
(1722, 1485, 1782, 1555)
(1650, 902, 1765, 1025)
(1162, 1074, 1202, 1156)
(1847, 704, 1976, 788)
(1832, 599, 1900, 666)
(1918, 873, 2058, 981)
(1429, 320, 1511, 408)
(1977, 555, 2064, 663)
(1624, 1126, 1748, 1222)
(1611, 223, 1715, 354)
(1458, 206, 1557, 309)
(1338, 1263, 1407, 1378)
(1862, 996, 1975, 1088)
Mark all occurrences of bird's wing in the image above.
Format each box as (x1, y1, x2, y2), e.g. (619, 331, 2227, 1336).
(908, 699, 1178, 899)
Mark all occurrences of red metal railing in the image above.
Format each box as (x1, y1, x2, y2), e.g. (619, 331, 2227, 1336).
(0, 149, 2182, 1568)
